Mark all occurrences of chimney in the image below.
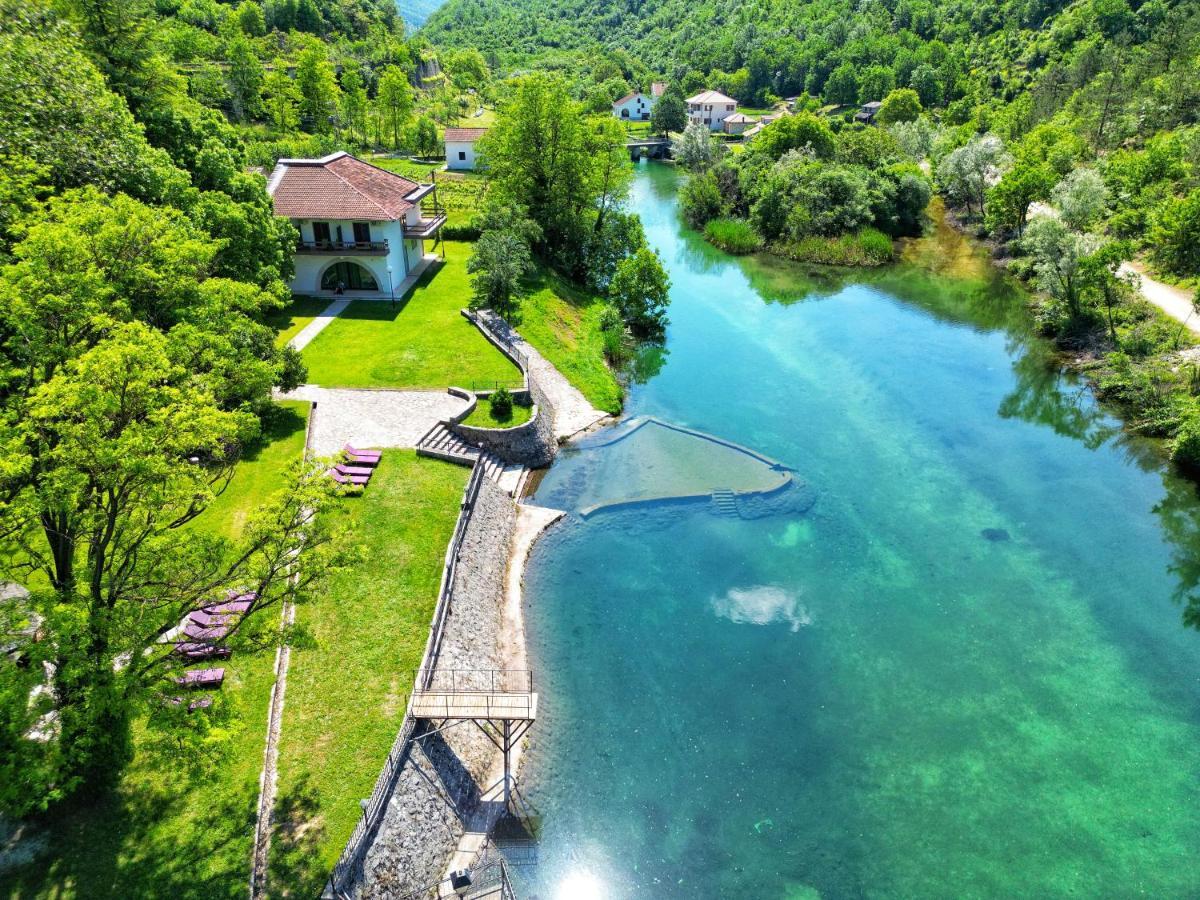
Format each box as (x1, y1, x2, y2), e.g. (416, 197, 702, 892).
(651, 81, 667, 98)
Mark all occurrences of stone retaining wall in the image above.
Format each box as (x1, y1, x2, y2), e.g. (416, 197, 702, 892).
(353, 478, 517, 899)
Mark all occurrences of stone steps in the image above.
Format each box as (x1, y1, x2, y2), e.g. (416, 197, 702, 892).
(711, 488, 739, 517)
(418, 425, 527, 497)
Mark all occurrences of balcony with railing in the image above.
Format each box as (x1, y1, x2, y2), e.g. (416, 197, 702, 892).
(401, 213, 447, 238)
(296, 239, 389, 255)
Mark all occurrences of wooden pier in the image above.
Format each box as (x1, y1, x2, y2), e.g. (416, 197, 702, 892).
(412, 669, 537, 810)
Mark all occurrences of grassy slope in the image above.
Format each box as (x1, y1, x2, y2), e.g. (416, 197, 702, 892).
(370, 158, 489, 229)
(1, 403, 310, 900)
(300, 242, 520, 389)
(267, 452, 469, 894)
(459, 396, 534, 427)
(517, 266, 623, 413)
(266, 297, 333, 348)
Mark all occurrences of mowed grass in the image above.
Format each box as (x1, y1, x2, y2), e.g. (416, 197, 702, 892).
(459, 396, 534, 428)
(266, 297, 332, 348)
(300, 242, 519, 389)
(266, 451, 469, 894)
(0, 403, 310, 900)
(517, 266, 623, 414)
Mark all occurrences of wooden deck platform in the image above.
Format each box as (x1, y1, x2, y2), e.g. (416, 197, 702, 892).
(411, 691, 537, 721)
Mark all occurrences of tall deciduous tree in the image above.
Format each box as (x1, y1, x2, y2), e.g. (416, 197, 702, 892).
(264, 60, 300, 131)
(226, 36, 264, 122)
(609, 246, 671, 336)
(295, 45, 339, 133)
(375, 66, 413, 149)
(650, 89, 686, 135)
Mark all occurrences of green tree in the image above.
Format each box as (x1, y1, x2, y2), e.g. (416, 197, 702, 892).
(986, 160, 1057, 236)
(340, 67, 368, 143)
(1023, 215, 1101, 318)
(680, 171, 726, 229)
(1150, 189, 1200, 277)
(650, 89, 687, 135)
(413, 116, 440, 156)
(674, 120, 722, 171)
(909, 63, 943, 107)
(226, 36, 263, 122)
(467, 207, 537, 319)
(376, 66, 413, 149)
(824, 63, 860, 106)
(876, 88, 923, 125)
(234, 0, 266, 35)
(609, 246, 670, 336)
(1052, 167, 1109, 231)
(263, 60, 300, 131)
(295, 45, 339, 133)
(754, 112, 836, 161)
(937, 133, 1007, 217)
(859, 65, 896, 104)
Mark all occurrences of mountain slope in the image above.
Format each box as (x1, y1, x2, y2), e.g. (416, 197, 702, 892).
(398, 0, 448, 29)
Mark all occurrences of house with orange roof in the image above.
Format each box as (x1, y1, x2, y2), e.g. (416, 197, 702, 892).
(266, 151, 446, 297)
(444, 127, 488, 170)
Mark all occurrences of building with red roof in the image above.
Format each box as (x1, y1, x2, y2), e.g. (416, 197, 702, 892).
(266, 152, 446, 297)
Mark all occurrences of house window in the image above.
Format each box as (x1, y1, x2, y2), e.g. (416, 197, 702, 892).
(458, 150, 467, 160)
(704, 118, 711, 125)
(321, 261, 378, 292)
(727, 104, 734, 111)
(312, 221, 331, 246)
(621, 109, 629, 118)
(352, 222, 371, 244)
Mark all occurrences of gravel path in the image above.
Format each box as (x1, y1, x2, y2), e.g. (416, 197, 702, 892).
(1120, 262, 1200, 335)
(288, 299, 348, 351)
(474, 310, 609, 440)
(277, 386, 468, 456)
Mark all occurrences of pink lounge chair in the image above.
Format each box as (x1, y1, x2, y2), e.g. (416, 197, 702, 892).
(335, 462, 374, 478)
(184, 622, 231, 642)
(189, 609, 232, 628)
(177, 667, 225, 689)
(189, 697, 213, 712)
(175, 642, 231, 661)
(328, 468, 369, 487)
(343, 444, 382, 460)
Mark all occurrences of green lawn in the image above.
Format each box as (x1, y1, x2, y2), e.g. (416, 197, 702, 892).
(266, 297, 331, 348)
(1, 403, 310, 900)
(516, 266, 623, 414)
(459, 396, 533, 428)
(266, 452, 469, 894)
(300, 242, 520, 389)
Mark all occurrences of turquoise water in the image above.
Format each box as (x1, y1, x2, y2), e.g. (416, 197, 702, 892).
(520, 163, 1200, 898)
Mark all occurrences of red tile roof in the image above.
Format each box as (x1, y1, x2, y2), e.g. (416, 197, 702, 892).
(444, 127, 488, 142)
(266, 152, 421, 221)
(612, 92, 643, 107)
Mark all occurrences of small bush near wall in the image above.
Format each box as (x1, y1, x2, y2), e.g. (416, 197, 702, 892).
(490, 387, 514, 418)
(704, 218, 763, 254)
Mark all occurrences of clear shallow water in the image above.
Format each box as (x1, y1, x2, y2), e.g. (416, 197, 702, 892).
(520, 163, 1200, 898)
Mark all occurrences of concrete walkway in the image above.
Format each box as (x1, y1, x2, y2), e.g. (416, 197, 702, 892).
(474, 310, 610, 440)
(1120, 261, 1200, 335)
(286, 255, 439, 352)
(277, 385, 468, 456)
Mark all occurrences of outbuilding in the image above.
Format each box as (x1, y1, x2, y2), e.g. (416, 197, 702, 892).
(444, 127, 488, 170)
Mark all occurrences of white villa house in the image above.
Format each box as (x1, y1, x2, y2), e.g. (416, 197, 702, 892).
(612, 82, 667, 121)
(612, 91, 654, 121)
(687, 90, 738, 131)
(266, 151, 446, 297)
(444, 127, 488, 170)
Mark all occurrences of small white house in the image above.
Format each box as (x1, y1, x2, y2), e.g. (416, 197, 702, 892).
(612, 91, 655, 121)
(686, 90, 738, 131)
(444, 127, 488, 170)
(266, 151, 446, 297)
(722, 112, 758, 135)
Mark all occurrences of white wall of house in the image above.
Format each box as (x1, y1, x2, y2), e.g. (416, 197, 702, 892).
(290, 218, 423, 295)
(688, 100, 737, 131)
(446, 139, 480, 170)
(613, 93, 655, 121)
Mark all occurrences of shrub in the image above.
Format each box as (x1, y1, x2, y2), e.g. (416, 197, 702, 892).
(1150, 189, 1200, 277)
(679, 172, 726, 229)
(704, 218, 762, 254)
(598, 303, 631, 365)
(489, 387, 513, 418)
(773, 227, 893, 266)
(1173, 412, 1200, 471)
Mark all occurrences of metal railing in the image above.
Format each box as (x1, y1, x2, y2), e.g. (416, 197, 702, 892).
(470, 378, 527, 393)
(402, 213, 448, 238)
(414, 668, 534, 694)
(296, 239, 389, 254)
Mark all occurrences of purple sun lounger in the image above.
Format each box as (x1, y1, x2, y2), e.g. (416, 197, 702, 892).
(177, 667, 225, 689)
(329, 468, 370, 487)
(335, 462, 375, 478)
(175, 642, 231, 661)
(184, 622, 231, 642)
(343, 444, 382, 466)
(189, 609, 232, 628)
(202, 591, 256, 615)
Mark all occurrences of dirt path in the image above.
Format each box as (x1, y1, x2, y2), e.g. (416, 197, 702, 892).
(1120, 262, 1200, 335)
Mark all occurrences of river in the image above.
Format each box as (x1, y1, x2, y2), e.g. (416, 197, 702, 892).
(517, 162, 1200, 898)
